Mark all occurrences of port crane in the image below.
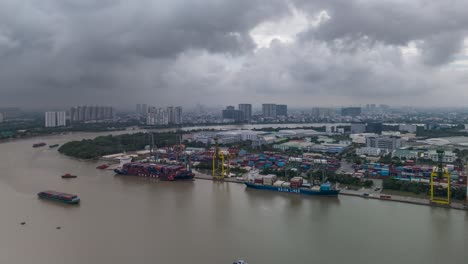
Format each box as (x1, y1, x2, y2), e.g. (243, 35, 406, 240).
(430, 150, 451, 205)
(212, 136, 226, 180)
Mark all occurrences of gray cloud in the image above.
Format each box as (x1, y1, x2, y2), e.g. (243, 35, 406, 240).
(297, 0, 468, 66)
(0, 0, 467, 108)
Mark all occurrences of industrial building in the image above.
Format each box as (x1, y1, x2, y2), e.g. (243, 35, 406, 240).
(392, 149, 456, 163)
(426, 150, 456, 163)
(351, 123, 366, 134)
(366, 122, 383, 134)
(366, 136, 401, 151)
(392, 149, 419, 160)
(273, 141, 348, 153)
(356, 147, 383, 156)
(45, 111, 66, 127)
(399, 124, 418, 133)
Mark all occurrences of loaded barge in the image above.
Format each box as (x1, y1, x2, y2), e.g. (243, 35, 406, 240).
(33, 142, 46, 148)
(114, 162, 194, 181)
(37, 191, 80, 204)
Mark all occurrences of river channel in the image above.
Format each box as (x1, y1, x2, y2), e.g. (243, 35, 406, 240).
(0, 127, 466, 264)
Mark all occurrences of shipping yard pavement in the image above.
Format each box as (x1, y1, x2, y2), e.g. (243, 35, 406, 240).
(193, 170, 467, 211)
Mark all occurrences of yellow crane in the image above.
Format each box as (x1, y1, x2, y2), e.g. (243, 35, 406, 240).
(212, 137, 225, 180)
(430, 150, 451, 205)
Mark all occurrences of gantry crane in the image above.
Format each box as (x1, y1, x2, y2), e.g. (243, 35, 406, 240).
(430, 150, 451, 205)
(212, 137, 225, 180)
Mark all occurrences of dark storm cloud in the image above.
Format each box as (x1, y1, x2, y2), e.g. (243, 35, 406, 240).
(0, 0, 290, 107)
(296, 0, 468, 66)
(0, 0, 468, 108)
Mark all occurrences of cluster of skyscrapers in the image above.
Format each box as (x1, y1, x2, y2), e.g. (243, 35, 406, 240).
(45, 111, 66, 127)
(262, 104, 287, 118)
(69, 106, 114, 122)
(341, 107, 362, 117)
(137, 104, 182, 125)
(222, 104, 252, 122)
(221, 103, 287, 122)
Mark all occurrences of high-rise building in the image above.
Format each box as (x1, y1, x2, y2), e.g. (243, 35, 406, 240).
(238, 104, 252, 122)
(341, 107, 362, 117)
(175, 107, 182, 124)
(146, 106, 157, 125)
(45, 111, 66, 127)
(45, 112, 56, 127)
(70, 106, 113, 122)
(136, 104, 141, 115)
(262, 104, 277, 118)
(222, 106, 243, 121)
(276, 104, 288, 116)
(70, 107, 76, 121)
(159, 108, 168, 125)
(56, 111, 66, 126)
(167, 106, 174, 124)
(311, 107, 334, 118)
(142, 104, 148, 117)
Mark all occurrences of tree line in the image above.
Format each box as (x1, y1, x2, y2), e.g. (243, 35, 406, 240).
(58, 132, 180, 159)
(383, 178, 466, 200)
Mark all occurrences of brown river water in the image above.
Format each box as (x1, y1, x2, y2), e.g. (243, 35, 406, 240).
(0, 130, 466, 264)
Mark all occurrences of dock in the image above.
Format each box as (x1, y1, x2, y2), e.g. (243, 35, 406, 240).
(339, 190, 467, 210)
(193, 170, 467, 210)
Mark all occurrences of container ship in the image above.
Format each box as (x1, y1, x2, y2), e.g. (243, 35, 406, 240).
(37, 191, 80, 204)
(114, 162, 194, 181)
(245, 174, 340, 196)
(33, 142, 46, 148)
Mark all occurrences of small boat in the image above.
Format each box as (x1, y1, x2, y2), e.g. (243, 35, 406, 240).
(96, 164, 109, 169)
(37, 191, 80, 204)
(49, 144, 59, 148)
(61, 173, 77, 179)
(233, 260, 247, 264)
(33, 142, 46, 148)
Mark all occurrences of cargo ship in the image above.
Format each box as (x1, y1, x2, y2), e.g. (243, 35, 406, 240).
(114, 162, 194, 181)
(33, 142, 46, 148)
(37, 191, 80, 204)
(61, 173, 77, 178)
(245, 175, 340, 196)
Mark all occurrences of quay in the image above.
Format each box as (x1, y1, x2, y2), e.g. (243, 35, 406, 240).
(193, 170, 467, 211)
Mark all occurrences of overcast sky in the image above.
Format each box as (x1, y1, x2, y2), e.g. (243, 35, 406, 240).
(1, 0, 468, 109)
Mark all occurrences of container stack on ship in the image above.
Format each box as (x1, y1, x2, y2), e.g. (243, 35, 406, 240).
(114, 162, 194, 181)
(245, 173, 339, 196)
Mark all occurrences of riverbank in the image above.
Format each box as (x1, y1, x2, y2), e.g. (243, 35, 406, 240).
(193, 170, 467, 211)
(0, 122, 351, 146)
